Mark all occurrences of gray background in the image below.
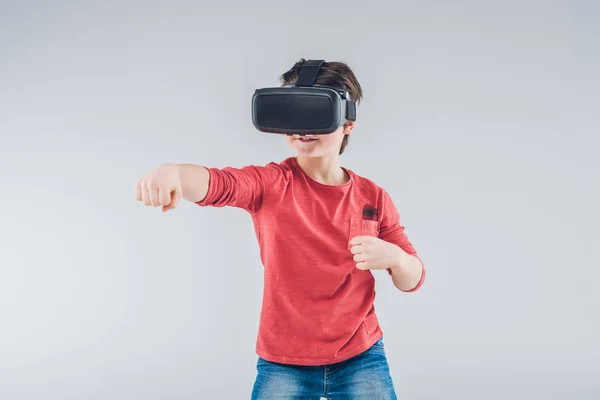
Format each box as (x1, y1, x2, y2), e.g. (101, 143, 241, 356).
(1, 1, 598, 399)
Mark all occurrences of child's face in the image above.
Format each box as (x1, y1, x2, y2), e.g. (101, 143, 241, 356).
(285, 122, 354, 158)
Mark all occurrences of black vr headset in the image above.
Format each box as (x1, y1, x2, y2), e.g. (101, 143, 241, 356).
(251, 59, 357, 136)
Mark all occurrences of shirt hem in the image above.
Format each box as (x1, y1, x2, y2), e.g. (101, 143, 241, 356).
(255, 330, 384, 366)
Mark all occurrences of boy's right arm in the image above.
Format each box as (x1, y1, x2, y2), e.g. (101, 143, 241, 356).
(178, 164, 211, 203)
(135, 162, 279, 213)
(135, 163, 210, 212)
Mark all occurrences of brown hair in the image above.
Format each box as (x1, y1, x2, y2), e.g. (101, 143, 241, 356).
(279, 59, 363, 155)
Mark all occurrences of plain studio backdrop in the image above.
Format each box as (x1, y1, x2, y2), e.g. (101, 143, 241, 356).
(1, 1, 598, 399)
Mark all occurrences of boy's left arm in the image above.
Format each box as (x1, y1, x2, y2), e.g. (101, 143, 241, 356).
(349, 190, 425, 292)
(384, 230, 426, 292)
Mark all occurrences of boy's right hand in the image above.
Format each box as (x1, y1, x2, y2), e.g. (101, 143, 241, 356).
(135, 164, 183, 212)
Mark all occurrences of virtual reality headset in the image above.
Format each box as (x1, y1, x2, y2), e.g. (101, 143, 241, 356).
(251, 59, 357, 135)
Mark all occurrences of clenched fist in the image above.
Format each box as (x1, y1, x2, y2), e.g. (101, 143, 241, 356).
(348, 235, 403, 271)
(135, 163, 183, 212)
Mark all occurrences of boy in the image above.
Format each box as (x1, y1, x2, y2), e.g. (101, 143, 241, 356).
(135, 59, 425, 399)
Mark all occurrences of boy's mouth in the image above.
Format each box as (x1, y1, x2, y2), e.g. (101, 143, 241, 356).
(293, 134, 318, 142)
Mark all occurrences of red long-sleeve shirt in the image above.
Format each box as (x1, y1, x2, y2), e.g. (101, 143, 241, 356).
(196, 156, 425, 366)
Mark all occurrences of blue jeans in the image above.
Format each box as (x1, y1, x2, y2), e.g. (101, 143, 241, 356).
(251, 337, 397, 399)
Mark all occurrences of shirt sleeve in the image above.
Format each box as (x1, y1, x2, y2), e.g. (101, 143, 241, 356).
(378, 189, 426, 292)
(195, 163, 281, 214)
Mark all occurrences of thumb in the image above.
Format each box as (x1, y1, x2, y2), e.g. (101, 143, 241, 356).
(162, 187, 182, 212)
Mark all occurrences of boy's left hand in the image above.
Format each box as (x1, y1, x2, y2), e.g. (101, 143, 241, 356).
(349, 235, 403, 271)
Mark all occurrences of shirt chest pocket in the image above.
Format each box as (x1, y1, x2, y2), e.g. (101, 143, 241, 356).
(348, 218, 380, 249)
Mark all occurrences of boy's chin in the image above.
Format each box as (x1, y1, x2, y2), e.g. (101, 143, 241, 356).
(286, 140, 336, 157)
(293, 146, 321, 156)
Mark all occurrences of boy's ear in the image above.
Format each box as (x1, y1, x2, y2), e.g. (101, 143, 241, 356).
(343, 121, 355, 134)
